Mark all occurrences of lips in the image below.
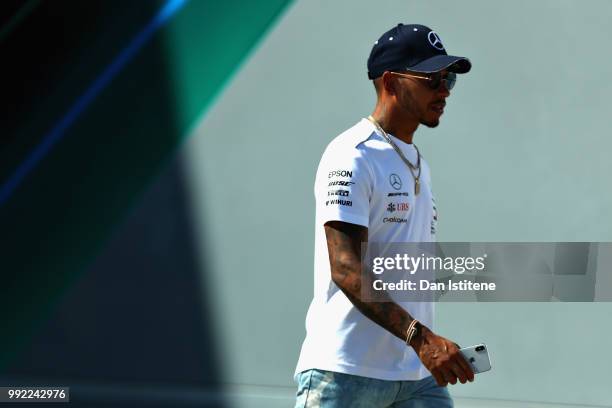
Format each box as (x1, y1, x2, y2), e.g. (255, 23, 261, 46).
(431, 103, 446, 114)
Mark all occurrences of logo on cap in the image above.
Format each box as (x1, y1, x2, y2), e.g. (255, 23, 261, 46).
(428, 31, 444, 51)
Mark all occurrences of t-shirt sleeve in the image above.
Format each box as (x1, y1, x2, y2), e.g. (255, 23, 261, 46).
(315, 146, 372, 228)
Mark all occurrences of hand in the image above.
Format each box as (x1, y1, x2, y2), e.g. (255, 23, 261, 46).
(411, 327, 475, 387)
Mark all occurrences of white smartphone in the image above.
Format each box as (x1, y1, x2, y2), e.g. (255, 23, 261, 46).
(459, 344, 492, 374)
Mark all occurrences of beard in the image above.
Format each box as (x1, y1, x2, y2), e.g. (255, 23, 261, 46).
(400, 91, 441, 128)
(421, 117, 440, 128)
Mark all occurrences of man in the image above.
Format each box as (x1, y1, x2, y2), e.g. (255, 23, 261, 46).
(294, 24, 474, 407)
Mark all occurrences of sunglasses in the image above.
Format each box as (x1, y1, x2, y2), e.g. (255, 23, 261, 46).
(390, 71, 457, 91)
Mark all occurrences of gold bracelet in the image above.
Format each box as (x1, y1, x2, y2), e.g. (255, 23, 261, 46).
(405, 319, 419, 346)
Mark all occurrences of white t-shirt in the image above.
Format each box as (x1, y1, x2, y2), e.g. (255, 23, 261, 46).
(294, 118, 438, 381)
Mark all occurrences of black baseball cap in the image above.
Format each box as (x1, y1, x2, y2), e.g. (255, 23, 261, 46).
(367, 24, 471, 79)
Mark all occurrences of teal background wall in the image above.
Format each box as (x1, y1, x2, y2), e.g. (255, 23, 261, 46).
(180, 0, 612, 406)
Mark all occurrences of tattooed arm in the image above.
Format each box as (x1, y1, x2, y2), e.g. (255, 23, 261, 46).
(324, 220, 474, 387)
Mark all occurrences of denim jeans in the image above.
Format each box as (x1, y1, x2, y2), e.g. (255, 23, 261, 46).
(294, 369, 453, 408)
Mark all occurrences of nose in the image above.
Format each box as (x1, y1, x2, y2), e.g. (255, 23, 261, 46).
(438, 81, 451, 97)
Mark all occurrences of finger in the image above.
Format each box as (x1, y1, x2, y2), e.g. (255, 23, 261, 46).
(455, 352, 475, 382)
(441, 368, 457, 385)
(431, 370, 447, 387)
(449, 362, 468, 384)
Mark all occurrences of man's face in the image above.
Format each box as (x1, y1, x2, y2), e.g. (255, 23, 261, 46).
(392, 69, 452, 128)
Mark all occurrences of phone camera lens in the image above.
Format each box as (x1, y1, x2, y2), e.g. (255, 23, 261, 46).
(475, 346, 485, 352)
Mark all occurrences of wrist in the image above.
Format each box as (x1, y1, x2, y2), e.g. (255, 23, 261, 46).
(408, 322, 432, 350)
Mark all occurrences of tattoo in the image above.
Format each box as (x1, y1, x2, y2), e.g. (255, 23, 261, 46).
(324, 221, 418, 342)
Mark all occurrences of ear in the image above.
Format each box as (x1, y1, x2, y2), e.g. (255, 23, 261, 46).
(381, 71, 397, 96)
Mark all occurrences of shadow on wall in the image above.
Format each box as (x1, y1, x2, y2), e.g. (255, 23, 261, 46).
(3, 155, 227, 407)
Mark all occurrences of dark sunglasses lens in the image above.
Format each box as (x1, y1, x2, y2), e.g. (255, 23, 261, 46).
(445, 72, 457, 90)
(429, 73, 442, 89)
(431, 72, 456, 90)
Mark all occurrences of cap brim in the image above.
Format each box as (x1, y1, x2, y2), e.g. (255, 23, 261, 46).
(408, 54, 471, 74)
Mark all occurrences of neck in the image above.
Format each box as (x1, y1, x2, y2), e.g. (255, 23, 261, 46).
(370, 103, 418, 144)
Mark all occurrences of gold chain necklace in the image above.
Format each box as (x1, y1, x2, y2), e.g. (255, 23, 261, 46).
(367, 115, 422, 195)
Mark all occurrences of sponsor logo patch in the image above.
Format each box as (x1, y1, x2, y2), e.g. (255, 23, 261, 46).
(383, 217, 408, 223)
(326, 199, 353, 207)
(328, 189, 349, 197)
(431, 198, 438, 234)
(389, 174, 402, 190)
(387, 202, 410, 213)
(328, 170, 353, 178)
(328, 180, 355, 187)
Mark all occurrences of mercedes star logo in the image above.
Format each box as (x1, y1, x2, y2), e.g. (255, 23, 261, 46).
(428, 31, 444, 51)
(389, 174, 402, 190)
